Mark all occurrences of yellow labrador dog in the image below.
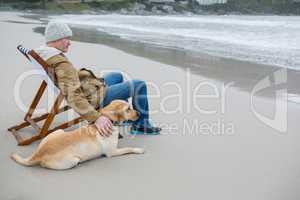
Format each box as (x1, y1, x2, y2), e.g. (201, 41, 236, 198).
(11, 100, 145, 170)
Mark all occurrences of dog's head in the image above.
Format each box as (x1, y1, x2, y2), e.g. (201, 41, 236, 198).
(100, 100, 139, 123)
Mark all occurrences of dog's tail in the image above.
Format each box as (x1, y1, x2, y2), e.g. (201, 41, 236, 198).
(11, 153, 39, 166)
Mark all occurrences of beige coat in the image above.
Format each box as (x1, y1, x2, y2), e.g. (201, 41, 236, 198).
(46, 54, 107, 123)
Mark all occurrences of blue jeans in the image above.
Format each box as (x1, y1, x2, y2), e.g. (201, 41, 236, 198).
(101, 72, 149, 126)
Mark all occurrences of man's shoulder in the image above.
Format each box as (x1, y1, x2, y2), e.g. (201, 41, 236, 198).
(46, 54, 69, 67)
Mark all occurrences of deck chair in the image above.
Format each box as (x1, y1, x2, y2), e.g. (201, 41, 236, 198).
(8, 45, 84, 146)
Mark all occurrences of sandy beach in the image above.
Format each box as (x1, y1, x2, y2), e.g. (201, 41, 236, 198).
(1, 11, 300, 200)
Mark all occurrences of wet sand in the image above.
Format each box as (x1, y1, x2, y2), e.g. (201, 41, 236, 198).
(1, 11, 300, 200)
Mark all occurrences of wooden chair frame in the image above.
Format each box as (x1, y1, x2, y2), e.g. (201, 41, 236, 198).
(8, 45, 84, 146)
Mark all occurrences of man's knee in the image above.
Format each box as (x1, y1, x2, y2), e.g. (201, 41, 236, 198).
(131, 80, 147, 93)
(109, 72, 124, 83)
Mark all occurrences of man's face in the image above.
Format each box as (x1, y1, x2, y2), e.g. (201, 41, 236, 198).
(52, 37, 71, 53)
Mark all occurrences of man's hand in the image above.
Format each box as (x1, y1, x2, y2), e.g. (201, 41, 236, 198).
(94, 116, 113, 137)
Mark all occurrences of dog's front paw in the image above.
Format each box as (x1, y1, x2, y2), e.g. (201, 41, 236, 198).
(133, 148, 145, 154)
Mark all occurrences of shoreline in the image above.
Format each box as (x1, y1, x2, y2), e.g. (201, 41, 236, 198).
(26, 13, 299, 69)
(24, 14, 300, 102)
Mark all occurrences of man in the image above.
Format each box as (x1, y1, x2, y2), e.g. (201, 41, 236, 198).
(35, 21, 161, 136)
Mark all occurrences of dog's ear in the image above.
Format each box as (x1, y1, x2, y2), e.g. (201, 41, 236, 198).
(101, 110, 121, 122)
(102, 112, 118, 122)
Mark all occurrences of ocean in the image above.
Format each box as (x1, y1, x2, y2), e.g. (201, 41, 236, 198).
(50, 14, 300, 70)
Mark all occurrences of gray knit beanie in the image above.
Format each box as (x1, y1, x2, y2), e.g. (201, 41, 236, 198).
(45, 21, 73, 42)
